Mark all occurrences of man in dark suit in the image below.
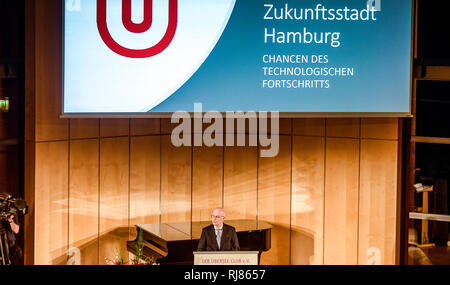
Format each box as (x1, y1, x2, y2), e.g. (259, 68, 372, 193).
(197, 208, 240, 251)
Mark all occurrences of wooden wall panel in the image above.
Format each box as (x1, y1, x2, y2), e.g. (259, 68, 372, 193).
(361, 118, 399, 140)
(29, 131, 401, 265)
(35, 0, 67, 142)
(293, 119, 326, 136)
(130, 136, 160, 237)
(192, 146, 223, 228)
(35, 141, 68, 265)
(100, 119, 129, 137)
(326, 118, 360, 138)
(161, 136, 192, 225)
(278, 118, 292, 135)
(263, 118, 292, 135)
(161, 118, 180, 135)
(359, 140, 398, 265)
(225, 116, 258, 135)
(28, 0, 404, 266)
(130, 119, 160, 136)
(291, 136, 325, 265)
(324, 138, 359, 265)
(69, 139, 99, 265)
(99, 137, 129, 265)
(224, 144, 257, 220)
(24, 140, 35, 265)
(70, 119, 99, 140)
(258, 136, 291, 265)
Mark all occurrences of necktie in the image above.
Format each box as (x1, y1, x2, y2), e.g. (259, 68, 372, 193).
(216, 229, 222, 249)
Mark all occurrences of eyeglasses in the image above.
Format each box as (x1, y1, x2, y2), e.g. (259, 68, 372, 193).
(211, 215, 224, 219)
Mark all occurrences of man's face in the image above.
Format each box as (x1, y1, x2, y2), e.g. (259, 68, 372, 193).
(211, 209, 225, 228)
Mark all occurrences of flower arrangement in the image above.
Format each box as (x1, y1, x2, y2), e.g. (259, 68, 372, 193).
(105, 230, 158, 265)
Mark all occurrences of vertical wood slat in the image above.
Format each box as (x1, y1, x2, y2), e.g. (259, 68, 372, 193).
(35, 0, 67, 142)
(161, 118, 180, 135)
(224, 143, 257, 221)
(35, 141, 68, 265)
(291, 136, 325, 265)
(361, 118, 399, 140)
(24, 140, 36, 265)
(100, 119, 130, 138)
(192, 146, 223, 231)
(69, 139, 99, 265)
(324, 138, 360, 265)
(293, 119, 326, 137)
(161, 136, 192, 226)
(263, 118, 292, 135)
(70, 119, 99, 140)
(130, 119, 160, 136)
(326, 118, 360, 138)
(258, 136, 291, 265)
(129, 136, 161, 238)
(359, 140, 398, 265)
(99, 137, 129, 265)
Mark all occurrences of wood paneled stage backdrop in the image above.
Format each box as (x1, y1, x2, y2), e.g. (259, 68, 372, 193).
(24, 0, 402, 265)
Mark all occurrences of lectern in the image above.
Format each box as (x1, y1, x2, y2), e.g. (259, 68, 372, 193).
(127, 220, 272, 265)
(193, 251, 260, 265)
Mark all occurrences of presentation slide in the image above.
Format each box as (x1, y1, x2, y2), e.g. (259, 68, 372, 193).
(63, 0, 412, 114)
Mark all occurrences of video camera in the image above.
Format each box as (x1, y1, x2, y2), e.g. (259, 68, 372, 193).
(0, 193, 28, 220)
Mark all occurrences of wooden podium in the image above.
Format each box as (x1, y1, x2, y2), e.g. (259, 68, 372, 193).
(193, 251, 260, 265)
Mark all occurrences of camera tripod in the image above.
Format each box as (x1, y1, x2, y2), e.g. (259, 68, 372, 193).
(0, 229, 10, 265)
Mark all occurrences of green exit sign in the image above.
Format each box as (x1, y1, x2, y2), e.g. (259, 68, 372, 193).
(0, 98, 9, 112)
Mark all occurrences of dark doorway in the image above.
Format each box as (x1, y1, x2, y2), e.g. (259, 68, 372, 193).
(0, 0, 25, 265)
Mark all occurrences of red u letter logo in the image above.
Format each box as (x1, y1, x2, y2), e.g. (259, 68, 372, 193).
(97, 0, 178, 58)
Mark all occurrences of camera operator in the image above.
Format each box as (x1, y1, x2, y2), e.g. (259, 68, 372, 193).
(0, 212, 21, 265)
